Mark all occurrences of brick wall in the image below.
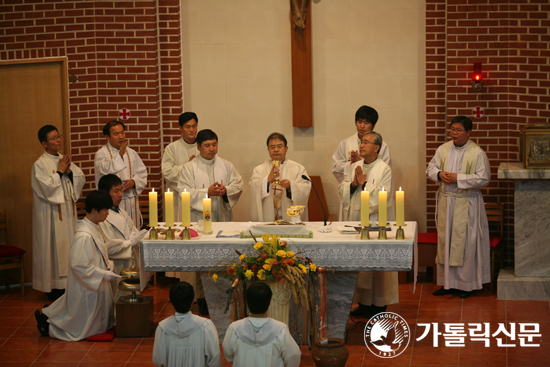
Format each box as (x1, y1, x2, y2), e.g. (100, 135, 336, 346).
(425, 0, 550, 267)
(0, 0, 183, 199)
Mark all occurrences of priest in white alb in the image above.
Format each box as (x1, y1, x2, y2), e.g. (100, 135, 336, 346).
(98, 174, 148, 300)
(332, 105, 393, 220)
(426, 116, 491, 299)
(338, 131, 397, 318)
(249, 132, 311, 222)
(178, 129, 243, 222)
(35, 190, 122, 341)
(162, 112, 199, 222)
(94, 120, 148, 228)
(32, 125, 85, 301)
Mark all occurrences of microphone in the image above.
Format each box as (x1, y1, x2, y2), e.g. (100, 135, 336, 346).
(302, 175, 327, 226)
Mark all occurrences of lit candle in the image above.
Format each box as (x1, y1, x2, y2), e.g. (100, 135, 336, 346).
(165, 189, 174, 227)
(378, 187, 387, 227)
(396, 187, 405, 227)
(203, 194, 212, 233)
(149, 188, 158, 228)
(361, 187, 369, 227)
(181, 189, 191, 227)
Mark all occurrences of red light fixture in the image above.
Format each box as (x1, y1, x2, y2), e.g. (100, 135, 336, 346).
(471, 63, 483, 92)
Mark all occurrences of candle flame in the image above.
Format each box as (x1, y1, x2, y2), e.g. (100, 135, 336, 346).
(399, 187, 402, 191)
(152, 188, 155, 192)
(184, 188, 187, 193)
(381, 187, 385, 192)
(205, 194, 208, 199)
(167, 188, 170, 193)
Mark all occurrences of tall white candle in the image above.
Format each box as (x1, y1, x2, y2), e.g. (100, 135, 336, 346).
(396, 187, 405, 227)
(165, 189, 174, 227)
(181, 189, 191, 227)
(378, 187, 387, 227)
(361, 187, 369, 227)
(149, 188, 158, 228)
(203, 194, 212, 233)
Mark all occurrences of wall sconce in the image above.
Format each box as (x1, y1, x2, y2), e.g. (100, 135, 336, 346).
(471, 63, 483, 92)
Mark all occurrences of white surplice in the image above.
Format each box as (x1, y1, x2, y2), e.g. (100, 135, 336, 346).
(31, 151, 85, 292)
(249, 159, 311, 222)
(94, 142, 148, 228)
(222, 317, 301, 367)
(426, 139, 491, 291)
(332, 133, 393, 220)
(178, 155, 243, 222)
(339, 158, 398, 307)
(153, 312, 221, 367)
(162, 137, 199, 222)
(43, 218, 115, 341)
(98, 207, 139, 300)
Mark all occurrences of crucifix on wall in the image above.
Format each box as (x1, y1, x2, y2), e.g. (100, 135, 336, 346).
(290, 0, 313, 127)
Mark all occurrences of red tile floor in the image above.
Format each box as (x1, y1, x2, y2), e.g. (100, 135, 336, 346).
(1, 275, 549, 367)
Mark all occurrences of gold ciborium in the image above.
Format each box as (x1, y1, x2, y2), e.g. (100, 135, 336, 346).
(286, 205, 305, 224)
(118, 263, 146, 303)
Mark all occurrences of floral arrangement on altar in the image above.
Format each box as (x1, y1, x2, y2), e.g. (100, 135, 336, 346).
(212, 234, 317, 310)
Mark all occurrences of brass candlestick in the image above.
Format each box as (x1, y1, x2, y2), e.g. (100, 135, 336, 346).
(395, 226, 405, 240)
(360, 226, 370, 240)
(378, 225, 387, 240)
(165, 227, 175, 240)
(148, 227, 158, 240)
(181, 227, 191, 240)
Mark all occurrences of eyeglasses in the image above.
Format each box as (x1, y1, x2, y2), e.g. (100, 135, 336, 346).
(48, 135, 62, 141)
(450, 128, 465, 133)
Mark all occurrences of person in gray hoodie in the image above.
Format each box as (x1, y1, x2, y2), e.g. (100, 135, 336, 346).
(152, 282, 221, 367)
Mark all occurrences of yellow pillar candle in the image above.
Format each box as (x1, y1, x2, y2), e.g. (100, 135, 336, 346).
(181, 189, 191, 227)
(165, 189, 174, 227)
(203, 194, 212, 233)
(360, 187, 369, 227)
(149, 188, 158, 228)
(396, 187, 405, 227)
(378, 187, 387, 227)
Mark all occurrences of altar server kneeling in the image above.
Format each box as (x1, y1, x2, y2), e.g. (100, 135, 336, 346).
(34, 191, 121, 341)
(153, 282, 221, 367)
(222, 282, 301, 367)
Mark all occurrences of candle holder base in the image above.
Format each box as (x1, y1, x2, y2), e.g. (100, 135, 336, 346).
(165, 227, 175, 240)
(148, 228, 158, 240)
(395, 226, 405, 240)
(181, 227, 191, 240)
(378, 226, 387, 240)
(360, 226, 370, 240)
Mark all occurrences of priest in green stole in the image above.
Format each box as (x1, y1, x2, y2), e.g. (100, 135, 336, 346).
(427, 116, 491, 298)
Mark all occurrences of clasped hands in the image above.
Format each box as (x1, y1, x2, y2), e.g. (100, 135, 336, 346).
(350, 150, 361, 164)
(439, 171, 458, 184)
(353, 165, 367, 188)
(267, 166, 290, 189)
(57, 155, 72, 174)
(208, 181, 226, 197)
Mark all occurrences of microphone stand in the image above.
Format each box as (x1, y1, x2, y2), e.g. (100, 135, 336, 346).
(302, 175, 327, 226)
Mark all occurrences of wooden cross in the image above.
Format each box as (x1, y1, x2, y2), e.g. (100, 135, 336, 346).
(290, 0, 313, 127)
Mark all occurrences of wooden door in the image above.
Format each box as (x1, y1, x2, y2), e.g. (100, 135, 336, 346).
(0, 57, 70, 284)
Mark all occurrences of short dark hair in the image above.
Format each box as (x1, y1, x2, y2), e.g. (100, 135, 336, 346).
(169, 282, 195, 314)
(85, 190, 113, 213)
(179, 112, 198, 127)
(355, 105, 379, 127)
(450, 116, 473, 132)
(38, 125, 58, 143)
(266, 132, 287, 147)
(246, 282, 272, 314)
(98, 174, 122, 193)
(196, 129, 218, 146)
(103, 120, 126, 136)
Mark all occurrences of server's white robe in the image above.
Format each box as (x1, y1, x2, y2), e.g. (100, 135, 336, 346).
(339, 158, 398, 307)
(249, 159, 311, 222)
(153, 312, 221, 367)
(426, 139, 491, 291)
(222, 317, 301, 367)
(98, 207, 139, 300)
(43, 218, 115, 341)
(332, 133, 393, 220)
(162, 137, 199, 222)
(178, 155, 243, 222)
(31, 151, 85, 292)
(94, 142, 147, 228)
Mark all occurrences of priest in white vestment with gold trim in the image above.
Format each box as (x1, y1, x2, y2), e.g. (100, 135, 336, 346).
(427, 116, 491, 299)
(338, 131, 397, 318)
(178, 129, 243, 222)
(94, 120, 148, 229)
(249, 132, 311, 222)
(32, 125, 85, 301)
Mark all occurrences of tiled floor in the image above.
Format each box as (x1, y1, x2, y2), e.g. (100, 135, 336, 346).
(1, 275, 549, 367)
